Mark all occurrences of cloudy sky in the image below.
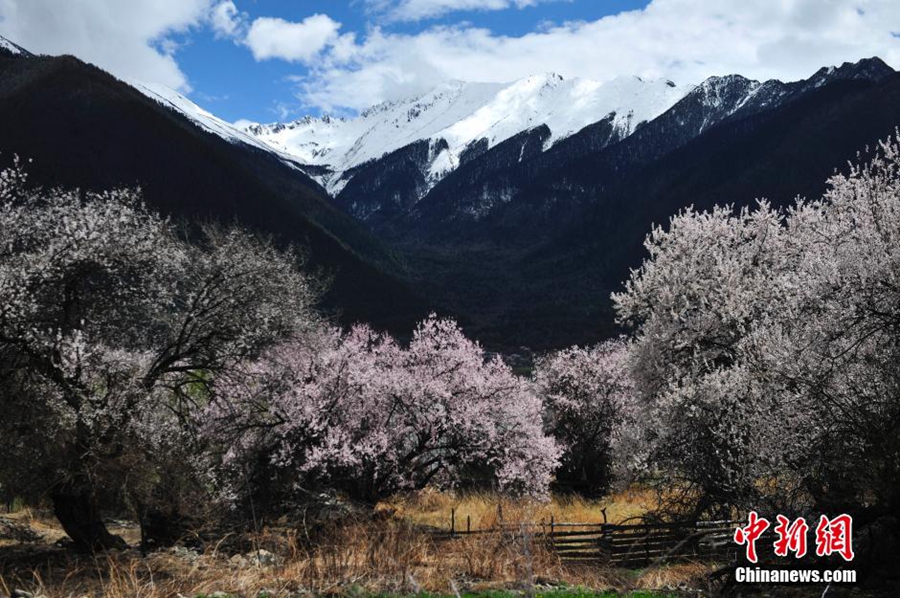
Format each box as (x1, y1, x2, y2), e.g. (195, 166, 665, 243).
(1, 0, 899, 122)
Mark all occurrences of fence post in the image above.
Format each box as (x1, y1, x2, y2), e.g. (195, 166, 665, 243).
(550, 515, 554, 537)
(451, 508, 456, 537)
(467, 515, 471, 534)
(600, 516, 608, 553)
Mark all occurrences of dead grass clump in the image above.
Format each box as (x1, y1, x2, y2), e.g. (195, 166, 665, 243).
(1, 517, 616, 597)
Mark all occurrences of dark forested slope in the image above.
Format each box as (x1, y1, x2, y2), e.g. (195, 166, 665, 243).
(0, 48, 426, 331)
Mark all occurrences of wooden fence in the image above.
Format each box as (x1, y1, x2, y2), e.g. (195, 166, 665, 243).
(434, 513, 742, 568)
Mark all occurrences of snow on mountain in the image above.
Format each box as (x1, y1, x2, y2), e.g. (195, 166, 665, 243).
(243, 79, 505, 192)
(0, 34, 31, 56)
(128, 58, 890, 206)
(0, 38, 20, 54)
(130, 81, 282, 154)
(676, 58, 895, 135)
(129, 81, 326, 185)
(242, 73, 691, 195)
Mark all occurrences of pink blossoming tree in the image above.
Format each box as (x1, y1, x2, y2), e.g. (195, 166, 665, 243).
(205, 316, 561, 505)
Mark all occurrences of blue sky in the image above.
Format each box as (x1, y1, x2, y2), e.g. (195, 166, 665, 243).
(173, 0, 650, 122)
(171, 0, 646, 122)
(2, 0, 900, 124)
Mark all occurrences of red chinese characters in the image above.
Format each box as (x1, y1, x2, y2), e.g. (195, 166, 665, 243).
(773, 515, 809, 558)
(734, 511, 770, 563)
(815, 514, 855, 561)
(734, 512, 855, 562)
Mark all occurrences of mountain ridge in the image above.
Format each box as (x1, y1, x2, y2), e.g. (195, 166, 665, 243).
(232, 57, 893, 230)
(241, 73, 692, 199)
(393, 72, 900, 349)
(0, 38, 428, 334)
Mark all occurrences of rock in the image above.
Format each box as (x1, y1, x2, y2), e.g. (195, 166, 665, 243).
(228, 554, 249, 568)
(245, 548, 281, 567)
(300, 491, 366, 527)
(168, 545, 200, 562)
(0, 518, 42, 543)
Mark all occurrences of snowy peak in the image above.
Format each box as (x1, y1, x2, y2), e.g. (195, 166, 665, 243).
(0, 35, 33, 57)
(242, 73, 691, 194)
(692, 74, 758, 98)
(246, 114, 344, 137)
(246, 79, 508, 176)
(122, 56, 893, 218)
(690, 56, 894, 103)
(129, 81, 321, 180)
(682, 74, 764, 127)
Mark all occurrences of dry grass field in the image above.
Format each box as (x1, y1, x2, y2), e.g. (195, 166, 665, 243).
(6, 489, 842, 598)
(382, 488, 660, 533)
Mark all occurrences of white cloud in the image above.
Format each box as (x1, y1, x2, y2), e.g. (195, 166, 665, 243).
(296, 0, 900, 112)
(209, 0, 246, 39)
(0, 0, 213, 91)
(244, 14, 342, 63)
(2, 0, 898, 118)
(367, 0, 563, 22)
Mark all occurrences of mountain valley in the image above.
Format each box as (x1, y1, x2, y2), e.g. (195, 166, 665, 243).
(3, 35, 899, 349)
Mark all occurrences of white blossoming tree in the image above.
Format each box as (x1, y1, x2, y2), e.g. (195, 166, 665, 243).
(0, 163, 320, 550)
(614, 133, 900, 521)
(534, 339, 635, 496)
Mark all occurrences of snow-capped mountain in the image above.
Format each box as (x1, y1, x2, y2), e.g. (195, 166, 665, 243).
(675, 58, 897, 134)
(2, 32, 899, 349)
(129, 80, 330, 186)
(241, 73, 691, 196)
(122, 56, 896, 227)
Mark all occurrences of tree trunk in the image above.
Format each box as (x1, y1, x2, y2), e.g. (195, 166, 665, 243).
(51, 484, 127, 551)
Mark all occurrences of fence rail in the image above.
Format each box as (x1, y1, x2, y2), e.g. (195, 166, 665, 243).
(433, 511, 741, 567)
